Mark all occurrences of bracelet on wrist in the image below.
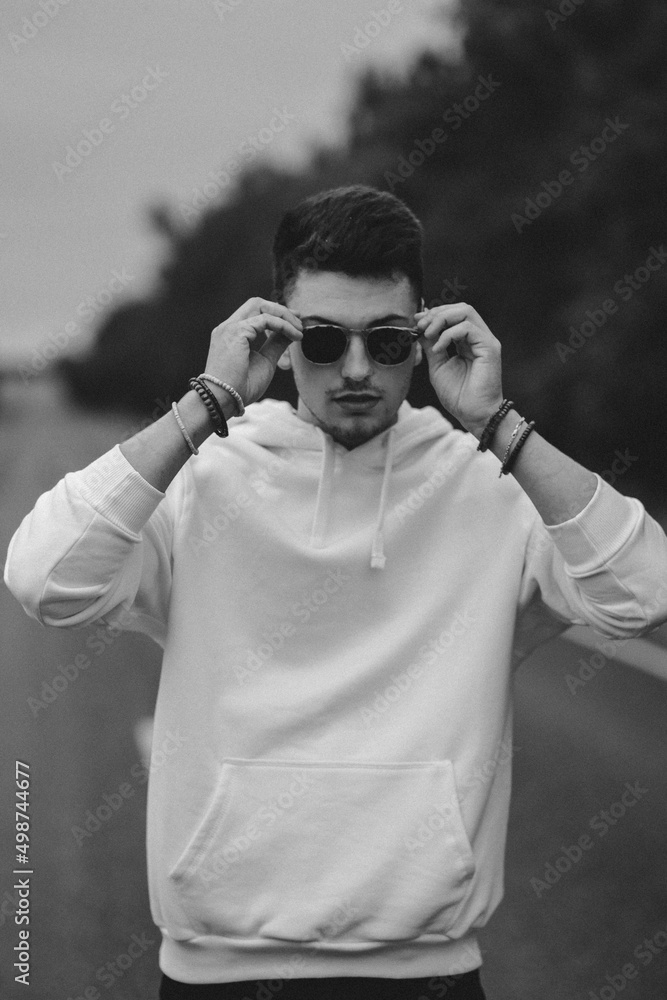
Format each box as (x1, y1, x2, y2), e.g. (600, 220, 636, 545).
(476, 399, 513, 452)
(171, 402, 199, 456)
(501, 420, 536, 476)
(188, 377, 229, 437)
(198, 373, 245, 417)
(498, 417, 526, 478)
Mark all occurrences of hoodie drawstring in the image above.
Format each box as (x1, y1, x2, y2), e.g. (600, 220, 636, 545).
(310, 425, 396, 570)
(370, 425, 396, 570)
(310, 431, 335, 549)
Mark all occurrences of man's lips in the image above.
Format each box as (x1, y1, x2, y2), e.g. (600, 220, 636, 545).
(334, 393, 381, 401)
(334, 393, 382, 412)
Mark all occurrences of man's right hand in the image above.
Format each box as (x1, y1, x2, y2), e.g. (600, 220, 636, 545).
(202, 297, 303, 408)
(119, 297, 303, 491)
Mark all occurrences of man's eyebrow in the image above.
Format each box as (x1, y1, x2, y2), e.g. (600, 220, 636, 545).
(300, 313, 412, 325)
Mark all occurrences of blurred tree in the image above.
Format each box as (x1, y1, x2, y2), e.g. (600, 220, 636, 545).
(57, 0, 667, 506)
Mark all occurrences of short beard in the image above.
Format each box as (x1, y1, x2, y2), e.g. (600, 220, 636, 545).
(326, 421, 382, 450)
(305, 404, 396, 451)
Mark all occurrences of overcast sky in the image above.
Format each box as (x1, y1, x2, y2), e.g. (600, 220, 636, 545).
(0, 0, 460, 364)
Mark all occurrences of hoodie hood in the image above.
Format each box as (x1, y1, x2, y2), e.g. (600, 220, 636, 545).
(230, 398, 453, 570)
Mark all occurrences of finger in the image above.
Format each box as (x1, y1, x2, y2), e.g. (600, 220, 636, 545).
(429, 320, 483, 356)
(416, 302, 480, 335)
(259, 329, 295, 368)
(418, 313, 450, 341)
(245, 312, 302, 341)
(248, 314, 302, 365)
(231, 296, 303, 330)
(257, 299, 303, 331)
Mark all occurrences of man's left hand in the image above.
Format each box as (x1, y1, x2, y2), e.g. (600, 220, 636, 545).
(416, 302, 504, 436)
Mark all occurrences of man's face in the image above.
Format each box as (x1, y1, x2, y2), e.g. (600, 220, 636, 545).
(279, 270, 423, 450)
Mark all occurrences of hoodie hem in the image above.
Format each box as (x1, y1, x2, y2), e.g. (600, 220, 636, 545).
(158, 930, 482, 984)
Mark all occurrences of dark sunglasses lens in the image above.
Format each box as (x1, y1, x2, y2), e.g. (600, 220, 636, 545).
(367, 327, 414, 365)
(301, 326, 347, 364)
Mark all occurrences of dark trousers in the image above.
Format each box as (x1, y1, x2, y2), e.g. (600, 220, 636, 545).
(159, 968, 487, 999)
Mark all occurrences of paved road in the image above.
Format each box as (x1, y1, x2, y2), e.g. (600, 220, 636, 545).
(1, 375, 665, 1000)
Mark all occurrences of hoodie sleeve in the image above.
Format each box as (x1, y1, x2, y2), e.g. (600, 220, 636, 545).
(515, 473, 667, 646)
(3, 443, 174, 647)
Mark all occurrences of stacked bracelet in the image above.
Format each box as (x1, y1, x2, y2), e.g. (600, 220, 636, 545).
(498, 417, 526, 478)
(198, 373, 245, 417)
(171, 402, 199, 456)
(501, 420, 536, 476)
(188, 377, 229, 437)
(477, 399, 513, 452)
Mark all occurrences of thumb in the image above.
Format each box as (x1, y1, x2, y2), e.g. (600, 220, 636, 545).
(258, 330, 293, 368)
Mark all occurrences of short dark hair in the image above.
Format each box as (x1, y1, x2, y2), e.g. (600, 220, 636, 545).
(272, 184, 423, 306)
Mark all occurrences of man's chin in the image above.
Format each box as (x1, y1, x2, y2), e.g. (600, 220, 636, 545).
(323, 409, 392, 450)
(294, 395, 397, 449)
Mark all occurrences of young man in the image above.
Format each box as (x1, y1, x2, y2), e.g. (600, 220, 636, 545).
(5, 185, 667, 1000)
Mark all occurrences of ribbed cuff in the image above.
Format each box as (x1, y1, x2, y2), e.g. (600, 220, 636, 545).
(68, 443, 166, 536)
(543, 473, 642, 570)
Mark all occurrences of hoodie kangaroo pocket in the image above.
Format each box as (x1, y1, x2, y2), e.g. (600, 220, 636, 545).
(168, 758, 476, 943)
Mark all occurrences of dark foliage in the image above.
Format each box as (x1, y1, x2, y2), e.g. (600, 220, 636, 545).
(57, 0, 667, 503)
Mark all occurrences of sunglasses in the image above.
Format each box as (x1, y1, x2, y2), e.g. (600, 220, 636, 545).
(299, 324, 420, 366)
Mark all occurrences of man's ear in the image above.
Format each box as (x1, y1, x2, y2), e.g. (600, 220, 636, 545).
(276, 345, 292, 370)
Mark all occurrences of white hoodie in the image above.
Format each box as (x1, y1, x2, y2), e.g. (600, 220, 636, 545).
(5, 397, 667, 984)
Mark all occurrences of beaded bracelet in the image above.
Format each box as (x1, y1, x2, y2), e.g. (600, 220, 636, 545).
(198, 373, 245, 417)
(188, 377, 229, 437)
(477, 399, 514, 452)
(171, 402, 199, 456)
(501, 420, 536, 476)
(498, 417, 526, 478)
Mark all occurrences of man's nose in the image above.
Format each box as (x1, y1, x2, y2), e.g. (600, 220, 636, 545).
(340, 334, 373, 378)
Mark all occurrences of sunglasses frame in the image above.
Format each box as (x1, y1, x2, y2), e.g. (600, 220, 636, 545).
(298, 324, 421, 367)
